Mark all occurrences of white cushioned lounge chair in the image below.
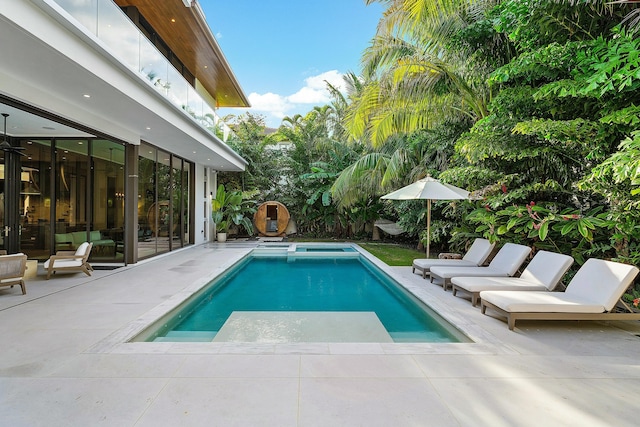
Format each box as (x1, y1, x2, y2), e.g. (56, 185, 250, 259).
(429, 243, 531, 290)
(480, 258, 640, 330)
(0, 253, 28, 295)
(451, 250, 574, 306)
(412, 238, 495, 279)
(44, 242, 93, 279)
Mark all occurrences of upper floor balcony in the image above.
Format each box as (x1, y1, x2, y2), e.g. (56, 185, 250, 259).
(52, 0, 248, 142)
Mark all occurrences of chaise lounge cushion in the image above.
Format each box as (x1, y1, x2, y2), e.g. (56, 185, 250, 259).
(412, 238, 495, 278)
(429, 243, 531, 286)
(480, 258, 640, 314)
(478, 292, 605, 313)
(451, 251, 574, 293)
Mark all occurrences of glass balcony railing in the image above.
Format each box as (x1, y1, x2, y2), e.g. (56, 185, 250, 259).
(52, 0, 232, 142)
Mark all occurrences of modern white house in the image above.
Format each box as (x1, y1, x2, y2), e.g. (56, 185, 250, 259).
(0, 0, 249, 264)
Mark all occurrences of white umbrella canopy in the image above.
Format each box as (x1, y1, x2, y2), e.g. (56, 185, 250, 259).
(381, 176, 470, 258)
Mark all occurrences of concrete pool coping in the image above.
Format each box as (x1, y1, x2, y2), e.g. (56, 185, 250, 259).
(2, 241, 640, 426)
(87, 243, 512, 355)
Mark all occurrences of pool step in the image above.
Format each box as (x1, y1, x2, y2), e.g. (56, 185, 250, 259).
(252, 243, 360, 259)
(153, 330, 217, 342)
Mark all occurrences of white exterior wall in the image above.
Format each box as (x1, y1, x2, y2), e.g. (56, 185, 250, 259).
(1, 0, 247, 170)
(193, 166, 216, 245)
(1, 1, 247, 260)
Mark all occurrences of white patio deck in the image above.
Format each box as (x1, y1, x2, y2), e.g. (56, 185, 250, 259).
(1, 242, 639, 426)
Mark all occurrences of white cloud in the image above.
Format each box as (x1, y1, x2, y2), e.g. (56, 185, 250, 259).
(287, 86, 328, 104)
(247, 92, 292, 119)
(308, 70, 346, 90)
(223, 70, 348, 127)
(287, 70, 344, 104)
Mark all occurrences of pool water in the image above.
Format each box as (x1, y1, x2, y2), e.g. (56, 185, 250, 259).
(295, 246, 356, 252)
(136, 254, 468, 343)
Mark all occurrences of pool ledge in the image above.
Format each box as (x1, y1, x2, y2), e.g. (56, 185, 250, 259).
(87, 243, 516, 356)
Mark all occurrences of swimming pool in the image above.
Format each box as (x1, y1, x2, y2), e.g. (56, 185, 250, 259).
(132, 245, 469, 343)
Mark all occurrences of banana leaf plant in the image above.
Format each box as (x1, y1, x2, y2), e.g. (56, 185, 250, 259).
(211, 184, 255, 235)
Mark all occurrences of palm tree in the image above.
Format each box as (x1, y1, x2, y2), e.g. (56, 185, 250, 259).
(333, 0, 504, 209)
(345, 0, 503, 147)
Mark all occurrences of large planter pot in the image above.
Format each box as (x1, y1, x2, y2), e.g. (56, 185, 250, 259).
(217, 232, 227, 242)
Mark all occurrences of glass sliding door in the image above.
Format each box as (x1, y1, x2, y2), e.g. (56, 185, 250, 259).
(55, 139, 89, 252)
(156, 150, 171, 254)
(171, 156, 183, 248)
(136, 142, 194, 260)
(182, 161, 191, 246)
(91, 140, 125, 261)
(18, 140, 52, 260)
(137, 143, 157, 259)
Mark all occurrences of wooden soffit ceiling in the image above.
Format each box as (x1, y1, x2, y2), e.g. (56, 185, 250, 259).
(113, 0, 249, 108)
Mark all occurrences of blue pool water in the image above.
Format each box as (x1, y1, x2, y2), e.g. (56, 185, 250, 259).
(136, 254, 467, 343)
(295, 246, 356, 252)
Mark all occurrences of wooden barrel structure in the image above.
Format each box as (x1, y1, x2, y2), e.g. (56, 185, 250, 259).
(254, 201, 290, 236)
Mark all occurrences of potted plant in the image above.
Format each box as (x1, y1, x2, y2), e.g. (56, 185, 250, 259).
(211, 184, 255, 242)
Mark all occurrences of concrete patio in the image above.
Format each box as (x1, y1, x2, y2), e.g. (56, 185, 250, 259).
(1, 242, 639, 426)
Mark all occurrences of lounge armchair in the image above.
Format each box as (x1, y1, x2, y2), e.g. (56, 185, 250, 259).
(451, 250, 574, 306)
(480, 258, 640, 330)
(44, 242, 93, 279)
(412, 238, 495, 279)
(0, 253, 28, 295)
(429, 243, 531, 290)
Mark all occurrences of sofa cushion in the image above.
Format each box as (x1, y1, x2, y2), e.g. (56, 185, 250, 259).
(54, 233, 72, 244)
(71, 231, 86, 246)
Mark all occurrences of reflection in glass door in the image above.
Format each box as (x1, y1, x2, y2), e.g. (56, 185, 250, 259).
(136, 142, 193, 260)
(171, 156, 183, 248)
(156, 150, 171, 254)
(91, 140, 125, 261)
(19, 140, 52, 260)
(137, 144, 157, 259)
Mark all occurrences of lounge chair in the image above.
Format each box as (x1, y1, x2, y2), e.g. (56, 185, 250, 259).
(44, 242, 93, 279)
(429, 243, 531, 290)
(412, 238, 495, 279)
(0, 253, 28, 295)
(451, 250, 574, 306)
(480, 258, 640, 330)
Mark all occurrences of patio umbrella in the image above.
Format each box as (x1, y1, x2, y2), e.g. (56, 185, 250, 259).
(381, 176, 469, 258)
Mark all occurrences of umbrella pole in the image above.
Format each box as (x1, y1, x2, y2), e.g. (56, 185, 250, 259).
(426, 199, 431, 258)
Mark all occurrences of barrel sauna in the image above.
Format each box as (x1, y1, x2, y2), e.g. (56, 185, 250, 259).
(254, 201, 290, 236)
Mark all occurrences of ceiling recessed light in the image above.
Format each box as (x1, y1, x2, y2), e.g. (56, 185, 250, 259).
(193, 151, 196, 154)
(171, 18, 176, 23)
(146, 127, 151, 130)
(78, 141, 83, 145)
(83, 94, 91, 98)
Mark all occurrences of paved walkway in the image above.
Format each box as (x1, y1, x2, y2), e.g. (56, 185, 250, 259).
(1, 242, 639, 426)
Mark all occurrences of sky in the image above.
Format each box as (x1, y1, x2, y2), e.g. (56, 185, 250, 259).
(199, 1, 385, 128)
